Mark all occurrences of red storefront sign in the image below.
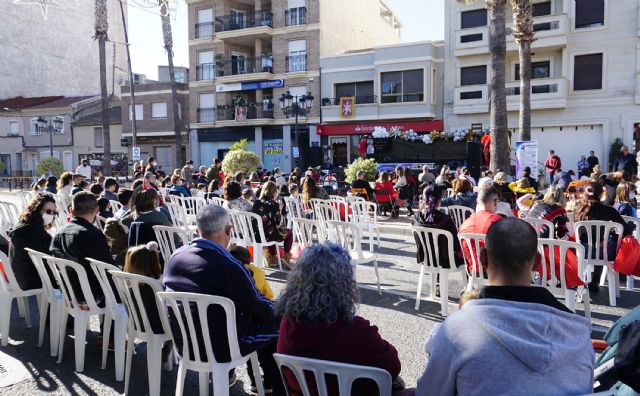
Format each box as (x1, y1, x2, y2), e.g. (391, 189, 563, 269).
(317, 120, 444, 136)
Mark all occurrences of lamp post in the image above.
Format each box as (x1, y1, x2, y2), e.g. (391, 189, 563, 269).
(36, 116, 64, 157)
(279, 90, 314, 168)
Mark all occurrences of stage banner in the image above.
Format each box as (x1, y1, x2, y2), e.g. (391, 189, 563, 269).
(515, 140, 538, 179)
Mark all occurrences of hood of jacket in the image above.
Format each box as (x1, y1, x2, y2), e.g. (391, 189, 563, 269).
(462, 298, 593, 373)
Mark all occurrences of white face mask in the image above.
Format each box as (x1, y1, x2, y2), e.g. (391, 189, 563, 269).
(42, 213, 55, 226)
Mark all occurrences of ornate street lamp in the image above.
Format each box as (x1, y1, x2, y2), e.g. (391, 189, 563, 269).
(279, 91, 314, 168)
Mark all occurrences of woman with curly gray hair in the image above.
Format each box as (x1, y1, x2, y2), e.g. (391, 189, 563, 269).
(276, 243, 406, 395)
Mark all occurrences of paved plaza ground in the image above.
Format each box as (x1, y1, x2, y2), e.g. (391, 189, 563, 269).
(0, 214, 638, 395)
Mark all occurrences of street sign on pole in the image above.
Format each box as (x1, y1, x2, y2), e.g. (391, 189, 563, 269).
(132, 146, 141, 161)
(293, 146, 300, 158)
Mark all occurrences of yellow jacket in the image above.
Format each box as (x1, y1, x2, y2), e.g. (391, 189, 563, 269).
(245, 264, 275, 301)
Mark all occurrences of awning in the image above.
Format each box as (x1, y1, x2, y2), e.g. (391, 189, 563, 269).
(317, 120, 444, 136)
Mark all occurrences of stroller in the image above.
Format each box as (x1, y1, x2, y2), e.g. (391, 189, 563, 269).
(374, 184, 399, 218)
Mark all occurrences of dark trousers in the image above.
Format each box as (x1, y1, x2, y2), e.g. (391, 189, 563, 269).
(242, 338, 285, 395)
(267, 229, 293, 255)
(549, 172, 555, 185)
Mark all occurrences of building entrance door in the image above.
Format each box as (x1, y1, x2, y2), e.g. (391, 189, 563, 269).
(329, 137, 349, 167)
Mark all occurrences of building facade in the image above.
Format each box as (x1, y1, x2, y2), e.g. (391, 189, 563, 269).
(186, 0, 402, 172)
(0, 96, 100, 176)
(120, 82, 190, 172)
(444, 0, 640, 174)
(0, 0, 128, 99)
(319, 41, 444, 166)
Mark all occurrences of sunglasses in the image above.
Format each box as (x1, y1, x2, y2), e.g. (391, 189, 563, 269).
(44, 209, 59, 216)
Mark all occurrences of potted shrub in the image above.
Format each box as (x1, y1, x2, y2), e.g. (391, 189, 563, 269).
(215, 53, 225, 77)
(322, 97, 332, 106)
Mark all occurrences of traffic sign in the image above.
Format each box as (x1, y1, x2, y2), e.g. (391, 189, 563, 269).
(293, 146, 300, 158)
(132, 146, 141, 161)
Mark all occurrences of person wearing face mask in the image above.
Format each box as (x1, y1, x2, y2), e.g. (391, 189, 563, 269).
(145, 157, 158, 174)
(50, 192, 115, 305)
(8, 192, 57, 290)
(180, 160, 195, 187)
(75, 158, 93, 181)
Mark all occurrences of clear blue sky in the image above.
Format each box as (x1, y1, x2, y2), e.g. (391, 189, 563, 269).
(128, 0, 444, 80)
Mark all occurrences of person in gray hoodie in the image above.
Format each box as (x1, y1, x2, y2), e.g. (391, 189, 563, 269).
(416, 218, 594, 396)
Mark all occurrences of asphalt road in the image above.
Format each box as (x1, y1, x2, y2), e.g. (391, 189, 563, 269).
(0, 215, 638, 395)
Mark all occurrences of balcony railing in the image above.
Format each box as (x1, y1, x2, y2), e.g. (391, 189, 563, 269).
(453, 85, 490, 114)
(285, 7, 307, 26)
(505, 78, 566, 110)
(286, 54, 307, 73)
(215, 10, 273, 33)
(197, 108, 215, 123)
(215, 103, 275, 121)
(195, 22, 214, 38)
(321, 95, 378, 106)
(196, 63, 215, 81)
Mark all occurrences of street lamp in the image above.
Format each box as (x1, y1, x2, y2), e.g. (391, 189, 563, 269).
(279, 90, 314, 168)
(37, 116, 64, 157)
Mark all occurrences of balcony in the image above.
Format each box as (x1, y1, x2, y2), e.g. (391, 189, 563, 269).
(321, 96, 377, 106)
(213, 10, 273, 43)
(506, 78, 567, 110)
(195, 22, 214, 39)
(285, 7, 307, 26)
(215, 103, 275, 124)
(454, 13, 568, 57)
(453, 85, 490, 114)
(197, 108, 215, 123)
(196, 56, 274, 83)
(286, 54, 307, 73)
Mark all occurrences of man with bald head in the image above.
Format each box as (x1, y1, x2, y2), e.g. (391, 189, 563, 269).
(416, 218, 594, 396)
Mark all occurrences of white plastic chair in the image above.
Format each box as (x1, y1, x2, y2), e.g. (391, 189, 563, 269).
(412, 226, 466, 316)
(157, 291, 266, 396)
(234, 211, 283, 270)
(536, 239, 591, 322)
(325, 220, 380, 293)
(283, 196, 304, 228)
(88, 259, 128, 381)
(442, 205, 475, 230)
(523, 217, 556, 238)
(621, 215, 640, 290)
(273, 353, 392, 396)
(153, 225, 191, 272)
(172, 196, 206, 225)
(313, 201, 340, 227)
(47, 256, 106, 373)
(109, 270, 173, 396)
(328, 196, 348, 218)
(226, 209, 247, 247)
(445, 188, 455, 198)
(457, 233, 487, 291)
(0, 201, 20, 237)
(165, 202, 195, 233)
(349, 201, 381, 252)
(566, 211, 576, 237)
(0, 250, 44, 346)
(109, 200, 123, 213)
(574, 221, 624, 306)
(25, 249, 64, 356)
(206, 196, 225, 207)
(95, 215, 107, 231)
(292, 218, 324, 249)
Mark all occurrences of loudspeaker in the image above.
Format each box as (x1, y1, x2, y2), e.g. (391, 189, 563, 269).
(466, 142, 482, 181)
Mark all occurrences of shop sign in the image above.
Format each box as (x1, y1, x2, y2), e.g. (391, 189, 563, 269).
(264, 142, 283, 155)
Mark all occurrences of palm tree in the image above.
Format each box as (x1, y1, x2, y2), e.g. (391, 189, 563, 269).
(95, 0, 111, 175)
(159, 0, 184, 169)
(467, 0, 510, 172)
(510, 0, 535, 141)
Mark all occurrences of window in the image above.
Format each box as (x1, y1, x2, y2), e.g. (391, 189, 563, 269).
(198, 51, 214, 81)
(30, 118, 42, 135)
(8, 121, 18, 136)
(152, 102, 168, 119)
(129, 104, 143, 120)
(287, 0, 306, 26)
(515, 60, 551, 80)
(381, 69, 424, 103)
(532, 1, 552, 17)
(198, 93, 215, 123)
(287, 40, 306, 72)
(334, 81, 374, 103)
(94, 126, 104, 147)
(573, 53, 603, 91)
(575, 0, 604, 29)
(461, 9, 487, 29)
(196, 8, 213, 38)
(460, 65, 487, 86)
(431, 68, 438, 105)
(288, 85, 308, 102)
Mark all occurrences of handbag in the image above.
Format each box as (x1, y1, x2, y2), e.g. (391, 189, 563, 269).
(613, 235, 640, 276)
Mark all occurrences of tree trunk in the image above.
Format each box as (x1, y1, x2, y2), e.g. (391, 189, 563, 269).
(488, 0, 510, 172)
(518, 40, 532, 141)
(160, 1, 183, 169)
(95, 0, 111, 176)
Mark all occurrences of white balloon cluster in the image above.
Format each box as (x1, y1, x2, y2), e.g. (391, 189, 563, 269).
(422, 134, 433, 145)
(372, 126, 390, 138)
(452, 128, 468, 142)
(403, 129, 419, 141)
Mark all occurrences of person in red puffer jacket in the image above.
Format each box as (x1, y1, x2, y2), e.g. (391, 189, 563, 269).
(276, 243, 412, 396)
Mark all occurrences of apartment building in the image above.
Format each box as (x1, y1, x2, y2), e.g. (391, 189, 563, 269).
(0, 95, 99, 176)
(120, 81, 190, 171)
(186, 0, 402, 172)
(319, 41, 444, 166)
(444, 0, 640, 173)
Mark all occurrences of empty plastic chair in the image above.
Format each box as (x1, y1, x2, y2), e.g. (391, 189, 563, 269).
(523, 217, 556, 238)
